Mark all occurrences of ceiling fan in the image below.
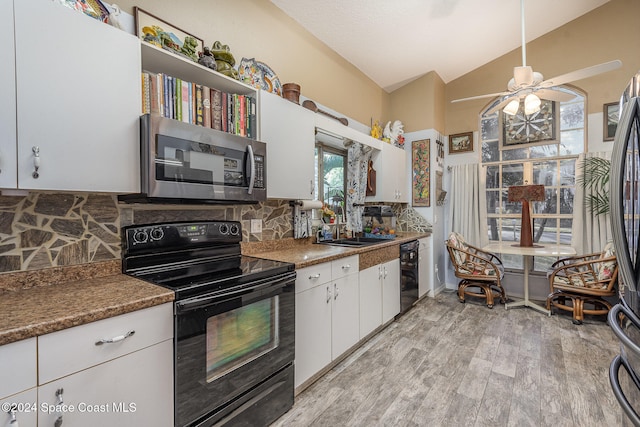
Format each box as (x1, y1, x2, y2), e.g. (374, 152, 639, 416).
(452, 0, 622, 116)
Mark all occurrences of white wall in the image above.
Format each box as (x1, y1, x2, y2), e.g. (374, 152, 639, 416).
(404, 129, 448, 294)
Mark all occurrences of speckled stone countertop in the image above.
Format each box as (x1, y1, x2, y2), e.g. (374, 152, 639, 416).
(0, 260, 174, 346)
(242, 232, 430, 269)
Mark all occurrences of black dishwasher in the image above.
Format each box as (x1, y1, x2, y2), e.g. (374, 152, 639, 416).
(400, 240, 419, 314)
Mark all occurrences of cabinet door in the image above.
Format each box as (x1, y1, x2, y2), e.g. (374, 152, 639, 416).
(259, 90, 315, 199)
(382, 259, 401, 323)
(0, 387, 37, 427)
(366, 144, 408, 202)
(359, 265, 382, 339)
(0, 0, 16, 189)
(418, 237, 432, 298)
(0, 337, 36, 400)
(294, 283, 332, 388)
(37, 340, 173, 427)
(331, 274, 359, 359)
(14, 0, 141, 192)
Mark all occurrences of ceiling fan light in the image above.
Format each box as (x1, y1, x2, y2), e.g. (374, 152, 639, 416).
(503, 99, 520, 115)
(524, 94, 541, 115)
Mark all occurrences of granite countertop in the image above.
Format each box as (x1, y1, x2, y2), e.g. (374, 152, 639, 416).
(243, 232, 430, 269)
(0, 232, 430, 347)
(0, 260, 174, 346)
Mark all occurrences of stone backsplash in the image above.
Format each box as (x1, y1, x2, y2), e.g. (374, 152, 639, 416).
(0, 193, 293, 274)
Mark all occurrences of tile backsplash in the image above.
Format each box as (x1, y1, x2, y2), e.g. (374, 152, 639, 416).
(0, 193, 293, 274)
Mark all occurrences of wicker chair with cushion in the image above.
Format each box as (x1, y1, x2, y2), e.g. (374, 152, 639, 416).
(546, 242, 618, 324)
(445, 232, 506, 309)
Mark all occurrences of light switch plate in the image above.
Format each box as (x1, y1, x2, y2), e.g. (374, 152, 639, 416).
(250, 219, 262, 233)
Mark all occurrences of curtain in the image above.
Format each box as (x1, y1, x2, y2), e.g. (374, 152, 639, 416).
(571, 151, 612, 254)
(448, 163, 488, 247)
(346, 142, 372, 232)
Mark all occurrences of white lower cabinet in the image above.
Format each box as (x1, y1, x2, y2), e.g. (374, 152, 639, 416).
(0, 337, 37, 427)
(381, 259, 401, 323)
(295, 256, 359, 388)
(0, 303, 174, 427)
(360, 259, 401, 330)
(359, 265, 383, 338)
(1, 388, 38, 427)
(36, 303, 173, 427)
(37, 339, 172, 427)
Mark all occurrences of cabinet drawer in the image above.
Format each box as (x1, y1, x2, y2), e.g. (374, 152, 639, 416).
(0, 337, 36, 399)
(295, 262, 332, 294)
(38, 303, 173, 384)
(331, 255, 359, 279)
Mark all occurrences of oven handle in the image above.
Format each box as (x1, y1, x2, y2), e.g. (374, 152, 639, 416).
(610, 354, 640, 426)
(176, 271, 296, 312)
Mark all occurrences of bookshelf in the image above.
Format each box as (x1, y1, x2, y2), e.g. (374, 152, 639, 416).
(140, 42, 258, 137)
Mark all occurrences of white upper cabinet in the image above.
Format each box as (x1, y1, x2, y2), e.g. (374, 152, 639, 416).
(0, 0, 16, 189)
(367, 143, 408, 203)
(259, 90, 315, 199)
(11, 0, 141, 192)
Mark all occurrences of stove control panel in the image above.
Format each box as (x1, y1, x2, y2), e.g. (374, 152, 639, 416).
(124, 221, 242, 252)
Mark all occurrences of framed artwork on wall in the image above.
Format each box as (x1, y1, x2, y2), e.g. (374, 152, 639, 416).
(412, 139, 430, 207)
(449, 132, 473, 154)
(604, 102, 619, 141)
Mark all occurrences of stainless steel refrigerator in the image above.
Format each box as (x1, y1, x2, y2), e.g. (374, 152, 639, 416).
(609, 71, 640, 427)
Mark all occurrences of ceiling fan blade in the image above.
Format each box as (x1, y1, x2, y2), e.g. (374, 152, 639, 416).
(534, 89, 576, 102)
(485, 96, 519, 115)
(540, 60, 622, 87)
(451, 91, 509, 103)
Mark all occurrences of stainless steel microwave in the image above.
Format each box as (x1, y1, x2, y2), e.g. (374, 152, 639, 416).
(139, 114, 266, 203)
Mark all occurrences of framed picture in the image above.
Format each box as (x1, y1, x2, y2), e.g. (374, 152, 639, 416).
(449, 132, 473, 154)
(604, 102, 619, 141)
(412, 139, 430, 207)
(134, 7, 204, 61)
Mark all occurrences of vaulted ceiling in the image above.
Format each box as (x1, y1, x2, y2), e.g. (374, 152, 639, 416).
(271, 0, 610, 92)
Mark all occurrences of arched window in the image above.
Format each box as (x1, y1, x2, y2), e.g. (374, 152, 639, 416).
(480, 86, 585, 272)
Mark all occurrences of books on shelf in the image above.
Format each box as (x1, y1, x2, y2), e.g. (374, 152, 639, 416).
(141, 70, 256, 139)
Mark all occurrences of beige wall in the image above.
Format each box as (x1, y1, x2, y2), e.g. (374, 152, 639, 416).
(118, 0, 640, 136)
(445, 0, 640, 135)
(116, 0, 390, 127)
(390, 71, 446, 133)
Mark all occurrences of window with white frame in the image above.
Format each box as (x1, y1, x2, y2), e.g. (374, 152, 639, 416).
(480, 87, 585, 272)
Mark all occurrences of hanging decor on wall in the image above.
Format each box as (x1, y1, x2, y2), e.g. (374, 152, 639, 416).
(412, 139, 430, 207)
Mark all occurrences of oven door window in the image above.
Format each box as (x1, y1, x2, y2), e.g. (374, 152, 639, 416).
(155, 134, 246, 187)
(206, 296, 279, 382)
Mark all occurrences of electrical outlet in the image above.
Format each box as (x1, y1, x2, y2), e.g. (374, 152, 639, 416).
(250, 219, 262, 234)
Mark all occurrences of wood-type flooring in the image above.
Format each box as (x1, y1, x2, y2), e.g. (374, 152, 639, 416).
(272, 290, 622, 426)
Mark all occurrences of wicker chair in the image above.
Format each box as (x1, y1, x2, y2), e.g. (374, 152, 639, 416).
(445, 232, 506, 309)
(546, 242, 618, 324)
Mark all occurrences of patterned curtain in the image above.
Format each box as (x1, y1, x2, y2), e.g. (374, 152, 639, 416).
(346, 142, 373, 232)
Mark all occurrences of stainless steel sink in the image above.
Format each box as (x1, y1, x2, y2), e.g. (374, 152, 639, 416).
(318, 237, 392, 247)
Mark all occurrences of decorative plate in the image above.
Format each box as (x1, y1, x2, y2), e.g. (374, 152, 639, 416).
(237, 58, 282, 96)
(256, 61, 282, 96)
(238, 58, 264, 89)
